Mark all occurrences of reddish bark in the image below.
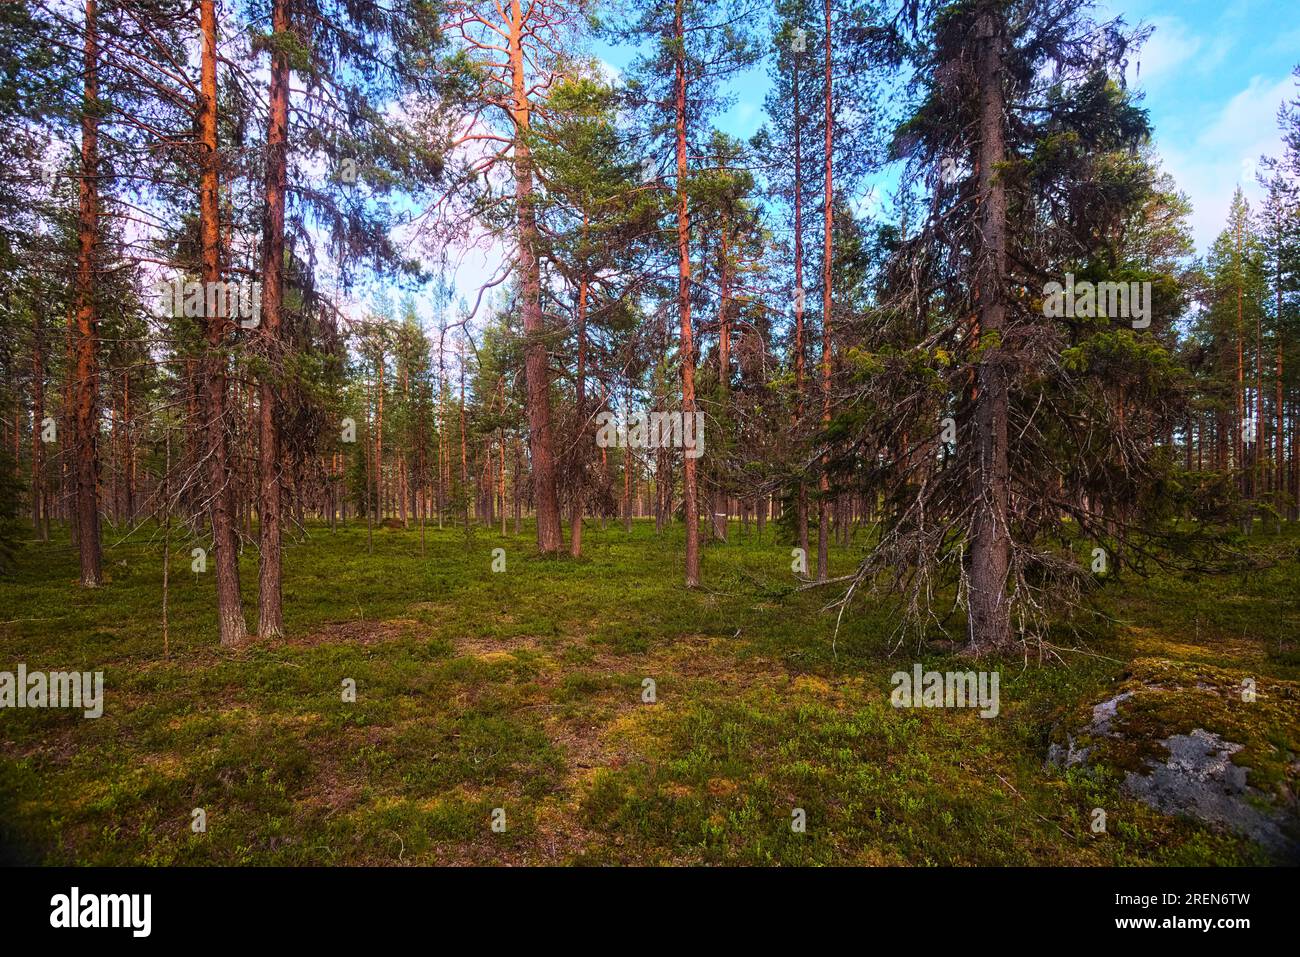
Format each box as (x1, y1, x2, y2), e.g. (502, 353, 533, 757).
(713, 227, 731, 543)
(199, 0, 247, 644)
(674, 0, 701, 587)
(508, 0, 563, 553)
(792, 30, 809, 557)
(73, 0, 103, 587)
(1235, 215, 1245, 488)
(31, 310, 47, 539)
(570, 266, 589, 557)
(816, 0, 833, 581)
(256, 0, 290, 639)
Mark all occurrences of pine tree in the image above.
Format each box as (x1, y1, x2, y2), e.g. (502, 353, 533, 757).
(611, 0, 761, 587)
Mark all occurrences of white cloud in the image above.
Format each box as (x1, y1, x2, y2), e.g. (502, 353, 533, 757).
(595, 58, 624, 86)
(1127, 17, 1203, 86)
(1195, 75, 1290, 152)
(1156, 74, 1291, 251)
(1265, 27, 1300, 58)
(1125, 14, 1236, 90)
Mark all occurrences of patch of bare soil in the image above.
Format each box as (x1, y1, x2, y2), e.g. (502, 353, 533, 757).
(453, 633, 541, 657)
(282, 618, 421, 648)
(296, 745, 366, 821)
(590, 632, 781, 683)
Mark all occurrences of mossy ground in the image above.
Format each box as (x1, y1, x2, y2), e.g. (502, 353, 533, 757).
(0, 518, 1296, 865)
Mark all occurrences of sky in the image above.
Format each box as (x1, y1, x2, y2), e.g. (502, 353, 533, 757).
(1100, 0, 1298, 251)
(595, 0, 1299, 254)
(384, 0, 1299, 324)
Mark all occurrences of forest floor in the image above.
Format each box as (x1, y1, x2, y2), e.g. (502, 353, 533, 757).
(1, 518, 1297, 865)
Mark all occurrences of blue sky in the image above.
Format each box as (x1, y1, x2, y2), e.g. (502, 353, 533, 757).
(1102, 0, 1298, 251)
(404, 1, 1298, 323)
(595, 0, 1298, 255)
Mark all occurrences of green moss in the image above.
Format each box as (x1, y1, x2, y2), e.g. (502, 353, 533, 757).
(1076, 658, 1299, 797)
(1, 519, 1296, 864)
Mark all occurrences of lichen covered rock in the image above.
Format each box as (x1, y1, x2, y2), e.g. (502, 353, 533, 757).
(1049, 658, 1299, 861)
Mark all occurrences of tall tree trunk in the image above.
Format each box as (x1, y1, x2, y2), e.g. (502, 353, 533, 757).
(199, 0, 245, 642)
(256, 0, 289, 639)
(571, 251, 589, 557)
(1277, 305, 1286, 515)
(436, 330, 446, 529)
(365, 371, 374, 552)
(1291, 395, 1299, 521)
(400, 361, 411, 528)
(376, 345, 385, 523)
(674, 0, 701, 587)
(792, 30, 809, 558)
(1255, 270, 1265, 504)
(816, 0, 832, 582)
(31, 309, 47, 540)
(62, 309, 73, 533)
(122, 374, 133, 521)
(109, 390, 119, 523)
(1272, 217, 1284, 522)
(623, 449, 632, 532)
(967, 7, 1012, 652)
(508, 0, 562, 553)
(242, 380, 253, 538)
(459, 353, 468, 530)
(162, 425, 172, 656)
(513, 433, 522, 534)
(712, 227, 730, 543)
(654, 309, 667, 535)
(623, 391, 634, 532)
(1235, 214, 1246, 493)
(73, 0, 103, 586)
(718, 232, 731, 391)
